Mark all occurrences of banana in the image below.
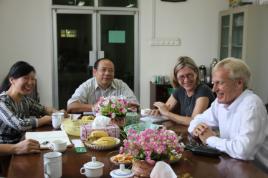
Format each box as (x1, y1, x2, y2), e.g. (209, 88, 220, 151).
(98, 136, 116, 142)
(81, 116, 94, 123)
(90, 130, 109, 138)
(92, 137, 117, 146)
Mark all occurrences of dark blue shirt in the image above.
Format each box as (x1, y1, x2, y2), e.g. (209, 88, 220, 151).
(172, 83, 215, 116)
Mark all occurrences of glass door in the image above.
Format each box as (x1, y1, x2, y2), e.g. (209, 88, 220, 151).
(98, 12, 136, 90)
(220, 15, 230, 59)
(231, 12, 244, 58)
(53, 10, 94, 109)
(52, 8, 139, 109)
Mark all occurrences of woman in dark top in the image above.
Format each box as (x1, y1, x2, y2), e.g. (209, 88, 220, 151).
(151, 56, 215, 126)
(0, 61, 61, 144)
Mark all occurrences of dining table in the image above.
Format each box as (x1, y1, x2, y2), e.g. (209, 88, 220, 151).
(7, 120, 268, 178)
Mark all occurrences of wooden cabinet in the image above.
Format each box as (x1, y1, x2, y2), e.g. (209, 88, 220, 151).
(218, 5, 268, 101)
(219, 5, 268, 61)
(219, 9, 244, 59)
(150, 82, 172, 108)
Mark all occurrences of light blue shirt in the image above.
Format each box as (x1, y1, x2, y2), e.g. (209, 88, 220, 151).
(67, 77, 138, 105)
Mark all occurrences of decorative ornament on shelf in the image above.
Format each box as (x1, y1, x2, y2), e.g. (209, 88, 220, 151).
(94, 96, 128, 119)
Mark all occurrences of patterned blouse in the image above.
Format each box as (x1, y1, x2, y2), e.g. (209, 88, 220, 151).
(0, 92, 47, 143)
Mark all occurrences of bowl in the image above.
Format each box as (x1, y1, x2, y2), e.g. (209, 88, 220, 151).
(124, 122, 162, 134)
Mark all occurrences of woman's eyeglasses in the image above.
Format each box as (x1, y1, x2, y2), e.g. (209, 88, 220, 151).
(177, 73, 195, 81)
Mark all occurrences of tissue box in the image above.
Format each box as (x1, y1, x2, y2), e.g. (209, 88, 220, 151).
(80, 123, 120, 141)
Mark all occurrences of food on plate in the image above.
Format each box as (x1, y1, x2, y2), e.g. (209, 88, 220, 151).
(87, 130, 109, 142)
(85, 130, 119, 148)
(111, 153, 133, 164)
(70, 116, 93, 127)
(92, 136, 117, 146)
(81, 115, 95, 123)
(90, 130, 109, 138)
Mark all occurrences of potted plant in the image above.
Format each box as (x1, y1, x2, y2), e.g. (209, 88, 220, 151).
(120, 128, 183, 177)
(94, 96, 128, 127)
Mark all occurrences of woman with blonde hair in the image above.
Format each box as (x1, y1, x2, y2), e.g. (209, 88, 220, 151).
(151, 56, 215, 125)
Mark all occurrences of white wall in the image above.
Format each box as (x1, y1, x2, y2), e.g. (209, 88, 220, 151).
(139, 0, 228, 107)
(0, 0, 228, 108)
(256, 7, 268, 103)
(0, 0, 53, 107)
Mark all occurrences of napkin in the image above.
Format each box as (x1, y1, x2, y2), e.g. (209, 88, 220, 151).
(150, 161, 177, 178)
(91, 115, 111, 129)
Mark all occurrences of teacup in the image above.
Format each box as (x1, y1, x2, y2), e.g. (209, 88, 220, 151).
(80, 157, 104, 178)
(49, 139, 67, 152)
(110, 164, 134, 178)
(52, 112, 64, 129)
(43, 151, 62, 178)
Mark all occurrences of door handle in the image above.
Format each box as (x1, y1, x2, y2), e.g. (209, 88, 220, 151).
(98, 51, 104, 59)
(89, 51, 97, 67)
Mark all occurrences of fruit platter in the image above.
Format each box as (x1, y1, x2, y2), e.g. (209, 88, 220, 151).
(84, 130, 120, 150)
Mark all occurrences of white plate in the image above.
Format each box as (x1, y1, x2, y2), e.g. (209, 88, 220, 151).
(140, 116, 169, 123)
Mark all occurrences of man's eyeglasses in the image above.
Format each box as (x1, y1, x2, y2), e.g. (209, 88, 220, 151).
(97, 68, 114, 73)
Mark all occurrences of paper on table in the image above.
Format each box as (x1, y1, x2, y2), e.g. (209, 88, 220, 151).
(25, 131, 72, 149)
(140, 116, 169, 123)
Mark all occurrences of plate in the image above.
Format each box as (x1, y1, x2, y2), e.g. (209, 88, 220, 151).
(61, 123, 80, 137)
(140, 116, 169, 123)
(61, 118, 93, 136)
(110, 154, 133, 166)
(84, 138, 121, 151)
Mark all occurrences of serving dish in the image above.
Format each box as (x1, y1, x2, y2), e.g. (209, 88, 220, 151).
(110, 153, 133, 166)
(61, 117, 93, 136)
(84, 138, 120, 151)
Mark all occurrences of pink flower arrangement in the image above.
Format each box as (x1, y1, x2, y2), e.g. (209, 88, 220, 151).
(94, 96, 128, 119)
(120, 128, 183, 165)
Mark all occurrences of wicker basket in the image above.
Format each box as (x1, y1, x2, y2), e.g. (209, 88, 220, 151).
(84, 138, 120, 151)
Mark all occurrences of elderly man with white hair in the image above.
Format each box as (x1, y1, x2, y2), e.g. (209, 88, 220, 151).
(188, 57, 268, 173)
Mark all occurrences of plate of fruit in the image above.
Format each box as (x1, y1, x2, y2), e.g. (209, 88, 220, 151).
(84, 130, 120, 150)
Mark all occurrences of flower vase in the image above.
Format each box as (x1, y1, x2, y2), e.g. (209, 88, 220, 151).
(132, 160, 154, 177)
(111, 117, 125, 128)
